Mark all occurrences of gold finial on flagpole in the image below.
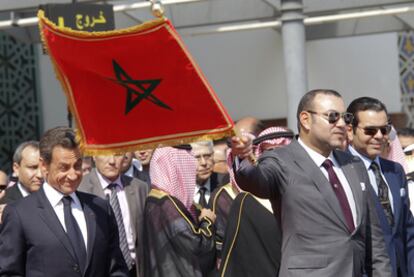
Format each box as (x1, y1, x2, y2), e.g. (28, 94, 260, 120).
(150, 0, 165, 18)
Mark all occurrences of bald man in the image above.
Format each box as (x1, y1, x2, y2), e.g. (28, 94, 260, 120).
(235, 116, 265, 136)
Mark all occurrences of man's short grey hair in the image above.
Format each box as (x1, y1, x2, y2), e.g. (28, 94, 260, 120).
(13, 141, 40, 165)
(191, 140, 214, 152)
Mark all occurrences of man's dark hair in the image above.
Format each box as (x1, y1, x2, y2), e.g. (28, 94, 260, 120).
(13, 141, 39, 165)
(346, 97, 389, 129)
(397, 127, 414, 138)
(296, 89, 342, 132)
(39, 127, 79, 164)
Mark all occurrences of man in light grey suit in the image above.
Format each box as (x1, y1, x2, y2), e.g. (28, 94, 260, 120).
(231, 89, 391, 277)
(78, 154, 148, 277)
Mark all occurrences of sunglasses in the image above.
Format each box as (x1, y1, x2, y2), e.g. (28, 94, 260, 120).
(307, 110, 354, 125)
(357, 125, 391, 136)
(0, 184, 6, 192)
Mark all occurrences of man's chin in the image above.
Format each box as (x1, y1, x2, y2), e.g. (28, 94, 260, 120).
(30, 183, 43, 191)
(63, 183, 81, 194)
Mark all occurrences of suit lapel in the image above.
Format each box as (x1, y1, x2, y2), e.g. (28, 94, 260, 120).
(36, 188, 78, 262)
(290, 141, 349, 231)
(122, 175, 137, 240)
(335, 151, 363, 230)
(210, 172, 219, 192)
(77, 192, 96, 272)
(381, 159, 401, 233)
(88, 169, 106, 198)
(9, 185, 24, 201)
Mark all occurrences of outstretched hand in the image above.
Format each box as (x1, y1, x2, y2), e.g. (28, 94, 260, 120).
(230, 135, 253, 160)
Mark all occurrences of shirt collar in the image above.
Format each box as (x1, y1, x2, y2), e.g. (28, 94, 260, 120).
(298, 138, 335, 167)
(132, 158, 142, 171)
(348, 145, 381, 170)
(42, 181, 80, 208)
(96, 170, 122, 190)
(17, 182, 30, 197)
(124, 164, 134, 178)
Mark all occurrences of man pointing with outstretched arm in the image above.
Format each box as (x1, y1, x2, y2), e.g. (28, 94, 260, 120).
(231, 89, 391, 277)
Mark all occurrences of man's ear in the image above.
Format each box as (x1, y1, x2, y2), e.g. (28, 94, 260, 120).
(39, 157, 49, 180)
(299, 111, 311, 132)
(347, 125, 354, 144)
(12, 162, 20, 178)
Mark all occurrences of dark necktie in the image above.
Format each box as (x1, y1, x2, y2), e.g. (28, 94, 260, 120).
(107, 183, 134, 269)
(62, 196, 87, 273)
(370, 162, 394, 226)
(199, 187, 208, 208)
(322, 159, 355, 232)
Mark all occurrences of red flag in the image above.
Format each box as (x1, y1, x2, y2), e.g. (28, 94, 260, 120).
(38, 10, 234, 155)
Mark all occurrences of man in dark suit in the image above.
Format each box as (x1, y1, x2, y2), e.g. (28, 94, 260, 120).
(133, 149, 154, 186)
(0, 126, 129, 277)
(191, 140, 227, 208)
(78, 154, 148, 277)
(231, 89, 391, 276)
(0, 141, 43, 205)
(347, 97, 414, 277)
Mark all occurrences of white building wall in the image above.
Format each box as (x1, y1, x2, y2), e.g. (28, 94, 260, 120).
(37, 44, 68, 132)
(307, 32, 401, 112)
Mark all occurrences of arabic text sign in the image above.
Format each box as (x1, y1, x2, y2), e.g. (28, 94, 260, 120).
(41, 3, 114, 31)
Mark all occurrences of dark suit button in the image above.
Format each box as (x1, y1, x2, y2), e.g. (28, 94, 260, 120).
(73, 264, 80, 272)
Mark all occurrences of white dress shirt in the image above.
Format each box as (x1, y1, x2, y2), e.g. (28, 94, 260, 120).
(124, 165, 135, 178)
(96, 172, 135, 259)
(193, 178, 211, 204)
(408, 180, 414, 215)
(43, 182, 88, 249)
(348, 146, 394, 212)
(298, 138, 357, 226)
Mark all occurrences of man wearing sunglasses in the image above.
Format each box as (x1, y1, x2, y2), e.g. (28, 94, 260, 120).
(347, 97, 414, 277)
(231, 89, 390, 277)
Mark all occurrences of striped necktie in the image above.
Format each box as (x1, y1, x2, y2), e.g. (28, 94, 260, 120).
(107, 183, 134, 269)
(370, 162, 394, 226)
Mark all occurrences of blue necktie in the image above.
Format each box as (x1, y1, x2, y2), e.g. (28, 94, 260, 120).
(62, 196, 87, 273)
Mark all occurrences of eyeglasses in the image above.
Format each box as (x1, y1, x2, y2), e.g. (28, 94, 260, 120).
(307, 110, 354, 125)
(357, 125, 391, 136)
(0, 184, 6, 192)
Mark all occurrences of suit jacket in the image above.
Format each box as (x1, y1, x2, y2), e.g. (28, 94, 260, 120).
(235, 139, 391, 277)
(78, 169, 149, 277)
(370, 158, 414, 277)
(0, 187, 129, 277)
(133, 167, 151, 188)
(0, 184, 23, 204)
(208, 172, 227, 193)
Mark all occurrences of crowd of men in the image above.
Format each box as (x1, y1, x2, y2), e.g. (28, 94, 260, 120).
(1, 90, 414, 277)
